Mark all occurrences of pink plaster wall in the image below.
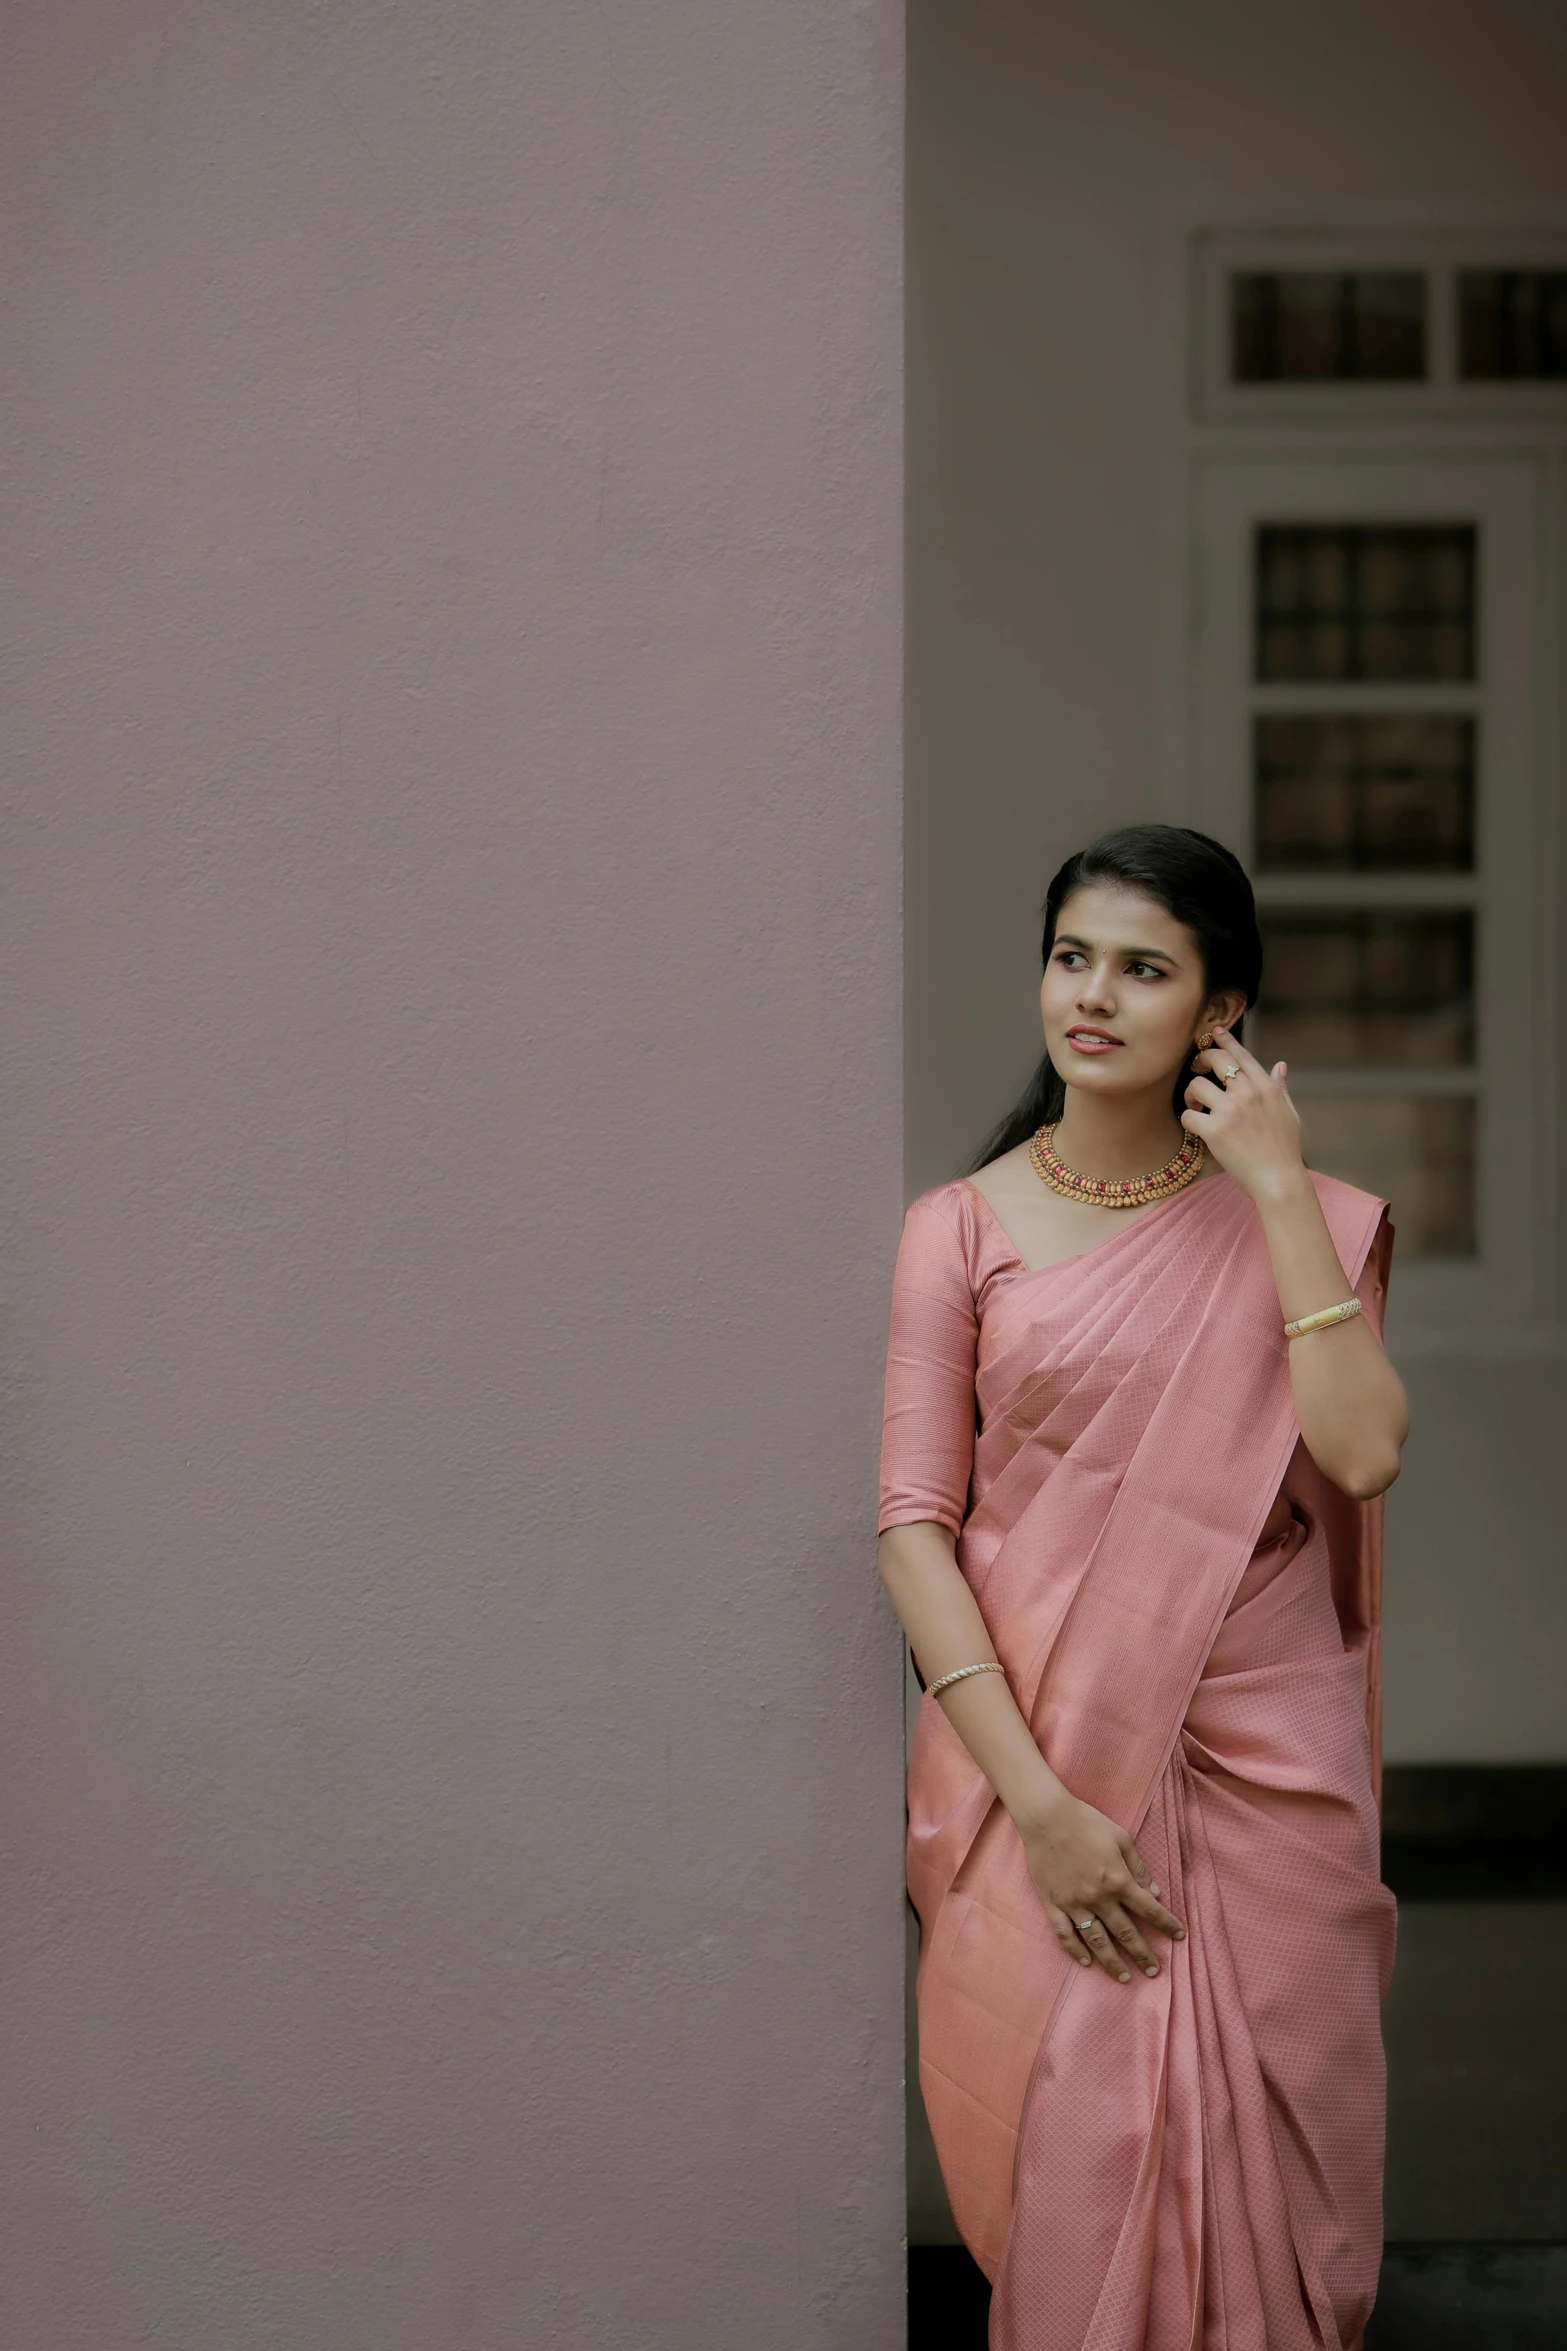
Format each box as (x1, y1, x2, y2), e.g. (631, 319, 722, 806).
(0, 5, 905, 2343)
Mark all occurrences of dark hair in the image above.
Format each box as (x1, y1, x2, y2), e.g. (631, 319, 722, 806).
(967, 824, 1263, 1172)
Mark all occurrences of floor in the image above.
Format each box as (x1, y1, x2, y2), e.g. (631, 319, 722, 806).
(908, 2243, 1567, 2350)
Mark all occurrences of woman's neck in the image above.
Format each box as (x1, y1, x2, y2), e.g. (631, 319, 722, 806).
(1050, 1090, 1188, 1179)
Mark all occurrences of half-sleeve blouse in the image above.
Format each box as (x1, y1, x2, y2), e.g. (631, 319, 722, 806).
(877, 1181, 1024, 1540)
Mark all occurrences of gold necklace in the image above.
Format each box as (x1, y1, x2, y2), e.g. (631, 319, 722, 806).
(1028, 1121, 1205, 1209)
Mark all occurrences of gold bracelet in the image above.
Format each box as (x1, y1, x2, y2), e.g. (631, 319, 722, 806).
(927, 1660, 1006, 1700)
(1283, 1297, 1364, 1340)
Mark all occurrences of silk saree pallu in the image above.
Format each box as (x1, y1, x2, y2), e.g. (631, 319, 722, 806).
(880, 1171, 1396, 2351)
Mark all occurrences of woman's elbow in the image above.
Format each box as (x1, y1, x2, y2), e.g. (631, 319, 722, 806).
(876, 1523, 921, 1590)
(877, 1518, 956, 1592)
(1336, 1449, 1403, 1502)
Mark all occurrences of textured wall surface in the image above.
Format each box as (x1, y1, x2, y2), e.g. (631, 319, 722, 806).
(0, 5, 905, 2344)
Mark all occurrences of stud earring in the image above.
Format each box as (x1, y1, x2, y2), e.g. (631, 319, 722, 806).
(1193, 1030, 1214, 1053)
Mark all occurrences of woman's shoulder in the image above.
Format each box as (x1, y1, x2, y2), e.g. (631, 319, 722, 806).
(918, 1139, 1037, 1227)
(898, 1176, 1021, 1296)
(902, 1177, 983, 1245)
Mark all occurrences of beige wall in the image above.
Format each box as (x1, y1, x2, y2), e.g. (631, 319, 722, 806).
(1, 4, 905, 2342)
(907, 0, 1567, 1761)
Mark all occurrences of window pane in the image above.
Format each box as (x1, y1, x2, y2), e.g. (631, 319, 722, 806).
(1458, 271, 1567, 379)
(1254, 715, 1475, 872)
(1297, 1095, 1476, 1258)
(1232, 272, 1427, 381)
(1256, 525, 1476, 682)
(1256, 911, 1474, 1066)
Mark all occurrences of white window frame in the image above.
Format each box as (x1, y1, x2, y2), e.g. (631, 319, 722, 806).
(1193, 226, 1567, 427)
(1190, 454, 1554, 1340)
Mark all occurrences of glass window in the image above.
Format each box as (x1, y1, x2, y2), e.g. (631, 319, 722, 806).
(1255, 911, 1474, 1068)
(1232, 272, 1427, 382)
(1458, 271, 1567, 380)
(1295, 1096, 1476, 1259)
(1255, 525, 1475, 683)
(1254, 715, 1475, 872)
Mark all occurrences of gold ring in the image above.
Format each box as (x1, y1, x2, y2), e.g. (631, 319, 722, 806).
(1221, 1063, 1241, 1081)
(1076, 1917, 1095, 1934)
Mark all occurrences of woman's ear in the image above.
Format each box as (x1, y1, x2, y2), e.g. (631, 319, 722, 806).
(1205, 990, 1249, 1034)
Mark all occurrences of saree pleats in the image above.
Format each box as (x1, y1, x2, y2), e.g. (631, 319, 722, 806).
(879, 1171, 1395, 2350)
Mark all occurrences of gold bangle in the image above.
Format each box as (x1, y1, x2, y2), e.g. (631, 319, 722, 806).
(1283, 1297, 1364, 1340)
(927, 1660, 1006, 1700)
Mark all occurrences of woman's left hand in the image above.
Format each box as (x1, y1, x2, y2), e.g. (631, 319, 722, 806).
(1181, 1026, 1308, 1206)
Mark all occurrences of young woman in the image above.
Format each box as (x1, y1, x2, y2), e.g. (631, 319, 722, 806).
(879, 826, 1408, 2351)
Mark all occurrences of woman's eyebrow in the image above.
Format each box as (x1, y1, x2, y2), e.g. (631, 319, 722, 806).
(1055, 932, 1179, 965)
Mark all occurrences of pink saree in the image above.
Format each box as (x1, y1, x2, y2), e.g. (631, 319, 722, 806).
(880, 1169, 1396, 2351)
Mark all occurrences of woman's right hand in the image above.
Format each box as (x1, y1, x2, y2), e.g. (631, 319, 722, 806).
(1017, 1788, 1186, 1983)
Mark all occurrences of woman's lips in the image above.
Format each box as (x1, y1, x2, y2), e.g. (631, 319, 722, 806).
(1065, 1030, 1123, 1055)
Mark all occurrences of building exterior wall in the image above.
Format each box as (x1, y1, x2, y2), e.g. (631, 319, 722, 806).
(907, 0, 1567, 1763)
(0, 5, 905, 2344)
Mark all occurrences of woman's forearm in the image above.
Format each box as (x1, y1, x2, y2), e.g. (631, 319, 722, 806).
(877, 1520, 1066, 1829)
(878, 1519, 1185, 1976)
(1253, 1171, 1408, 1498)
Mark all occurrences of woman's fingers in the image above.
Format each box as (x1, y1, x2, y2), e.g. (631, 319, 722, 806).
(1046, 1901, 1096, 1968)
(1121, 1878, 1186, 1941)
(1098, 1901, 1160, 1977)
(1192, 1048, 1250, 1086)
(1027, 1808, 1186, 1982)
(1184, 1075, 1228, 1112)
(1211, 1023, 1266, 1079)
(1049, 1880, 1185, 1983)
(1119, 1838, 1177, 1918)
(1075, 1914, 1133, 1984)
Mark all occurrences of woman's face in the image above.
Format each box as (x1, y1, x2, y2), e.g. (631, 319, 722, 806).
(1040, 883, 1245, 1102)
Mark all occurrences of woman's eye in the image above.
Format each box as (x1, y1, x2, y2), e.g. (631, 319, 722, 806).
(1128, 963, 1162, 980)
